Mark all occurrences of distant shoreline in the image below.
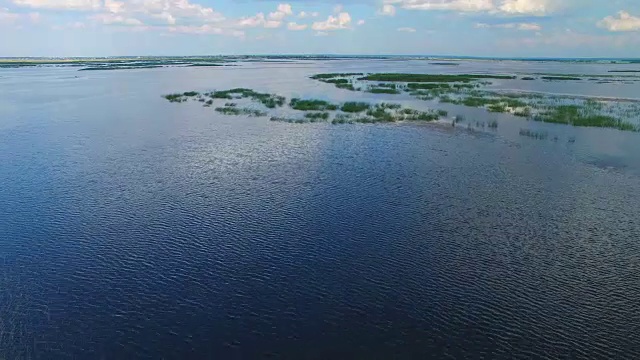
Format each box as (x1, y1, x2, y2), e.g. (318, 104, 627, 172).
(1, 55, 639, 64)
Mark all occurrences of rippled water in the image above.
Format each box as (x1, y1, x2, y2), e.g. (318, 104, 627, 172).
(1, 60, 640, 358)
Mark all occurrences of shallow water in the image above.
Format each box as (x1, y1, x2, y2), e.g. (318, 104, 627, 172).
(1, 60, 640, 358)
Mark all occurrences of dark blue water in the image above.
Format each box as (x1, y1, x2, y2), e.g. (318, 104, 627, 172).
(1, 61, 640, 359)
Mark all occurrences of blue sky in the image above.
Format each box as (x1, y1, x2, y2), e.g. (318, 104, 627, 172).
(1, 0, 640, 57)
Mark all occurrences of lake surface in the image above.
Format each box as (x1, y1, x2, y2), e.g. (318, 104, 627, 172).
(1, 59, 640, 358)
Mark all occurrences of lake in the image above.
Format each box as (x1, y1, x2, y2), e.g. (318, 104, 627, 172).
(1, 59, 640, 358)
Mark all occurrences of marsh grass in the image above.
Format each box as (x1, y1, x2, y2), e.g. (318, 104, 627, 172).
(541, 76, 582, 81)
(454, 115, 465, 123)
(290, 98, 339, 111)
(534, 105, 637, 131)
(367, 88, 401, 94)
(322, 78, 350, 84)
(163, 93, 187, 103)
(210, 88, 285, 108)
(336, 83, 357, 91)
(271, 116, 325, 124)
(377, 83, 398, 88)
(215, 106, 267, 117)
(341, 102, 371, 113)
(331, 114, 355, 124)
(80, 65, 162, 71)
(310, 73, 363, 80)
(360, 73, 516, 82)
(304, 112, 330, 120)
(514, 107, 532, 117)
(407, 83, 452, 90)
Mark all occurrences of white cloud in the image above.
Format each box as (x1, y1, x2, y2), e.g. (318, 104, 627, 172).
(598, 11, 640, 32)
(0, 7, 20, 22)
(383, 0, 556, 16)
(398, 27, 416, 32)
(237, 12, 283, 28)
(384, 0, 493, 12)
(379, 4, 396, 16)
(91, 13, 143, 25)
(152, 11, 176, 25)
(357, 19, 365, 25)
(264, 20, 281, 28)
(312, 12, 351, 31)
(475, 22, 541, 30)
(104, 0, 124, 14)
(518, 22, 541, 30)
(28, 12, 41, 22)
(269, 3, 292, 21)
(52, 21, 85, 30)
(298, 11, 318, 18)
(237, 13, 266, 27)
(237, 4, 296, 29)
(1, 7, 42, 24)
(168, 24, 244, 37)
(287, 22, 307, 30)
(498, 0, 552, 16)
(12, 0, 101, 10)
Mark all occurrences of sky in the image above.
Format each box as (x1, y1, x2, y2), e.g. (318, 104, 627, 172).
(1, 0, 640, 57)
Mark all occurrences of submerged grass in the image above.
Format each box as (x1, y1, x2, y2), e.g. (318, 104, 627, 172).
(519, 129, 548, 139)
(367, 87, 401, 94)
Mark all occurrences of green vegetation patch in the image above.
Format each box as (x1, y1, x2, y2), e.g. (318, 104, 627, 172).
(290, 98, 339, 111)
(271, 117, 325, 124)
(215, 106, 267, 117)
(541, 76, 582, 81)
(163, 93, 188, 103)
(79, 65, 162, 71)
(534, 105, 637, 131)
(407, 83, 452, 90)
(336, 83, 356, 91)
(304, 112, 330, 120)
(208, 88, 285, 108)
(341, 102, 371, 113)
(310, 73, 363, 80)
(323, 78, 350, 84)
(360, 73, 516, 82)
